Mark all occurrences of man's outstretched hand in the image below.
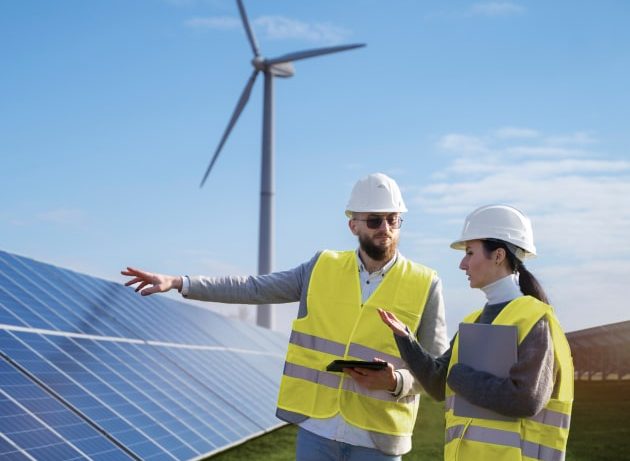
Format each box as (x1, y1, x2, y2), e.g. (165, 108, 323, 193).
(121, 267, 182, 296)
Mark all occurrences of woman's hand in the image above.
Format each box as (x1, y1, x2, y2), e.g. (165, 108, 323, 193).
(378, 308, 409, 337)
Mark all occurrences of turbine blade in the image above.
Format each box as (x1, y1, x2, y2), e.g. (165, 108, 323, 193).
(265, 43, 365, 66)
(236, 0, 260, 57)
(200, 70, 259, 188)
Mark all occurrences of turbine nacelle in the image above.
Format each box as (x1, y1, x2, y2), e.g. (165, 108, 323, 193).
(252, 56, 295, 78)
(268, 62, 295, 78)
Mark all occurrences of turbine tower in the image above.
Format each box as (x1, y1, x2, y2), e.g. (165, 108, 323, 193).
(200, 0, 365, 329)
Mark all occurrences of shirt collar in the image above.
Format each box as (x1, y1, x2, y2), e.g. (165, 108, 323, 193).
(480, 273, 522, 305)
(355, 249, 399, 276)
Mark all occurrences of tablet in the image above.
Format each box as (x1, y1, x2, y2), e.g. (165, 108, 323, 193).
(326, 360, 387, 373)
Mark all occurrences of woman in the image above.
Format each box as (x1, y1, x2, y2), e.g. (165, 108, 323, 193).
(379, 205, 573, 460)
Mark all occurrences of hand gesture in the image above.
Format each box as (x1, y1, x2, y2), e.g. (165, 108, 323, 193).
(377, 308, 409, 337)
(121, 267, 181, 296)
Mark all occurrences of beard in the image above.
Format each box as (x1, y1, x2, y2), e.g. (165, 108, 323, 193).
(359, 232, 399, 261)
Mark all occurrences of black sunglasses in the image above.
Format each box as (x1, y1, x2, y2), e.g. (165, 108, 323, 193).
(353, 215, 403, 229)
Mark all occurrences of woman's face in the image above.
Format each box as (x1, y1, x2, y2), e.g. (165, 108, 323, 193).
(459, 239, 504, 289)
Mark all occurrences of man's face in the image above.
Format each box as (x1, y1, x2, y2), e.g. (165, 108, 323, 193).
(349, 212, 401, 261)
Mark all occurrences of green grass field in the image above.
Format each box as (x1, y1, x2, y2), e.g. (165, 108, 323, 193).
(565, 380, 630, 460)
(211, 380, 630, 460)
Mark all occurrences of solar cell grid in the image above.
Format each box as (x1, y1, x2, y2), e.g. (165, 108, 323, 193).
(65, 271, 207, 345)
(0, 256, 89, 334)
(0, 435, 33, 461)
(1, 253, 137, 339)
(0, 330, 166, 460)
(0, 357, 134, 461)
(0, 285, 30, 328)
(58, 339, 223, 457)
(178, 304, 279, 351)
(13, 331, 220, 460)
(0, 276, 58, 331)
(159, 347, 280, 428)
(0, 250, 288, 460)
(98, 342, 258, 437)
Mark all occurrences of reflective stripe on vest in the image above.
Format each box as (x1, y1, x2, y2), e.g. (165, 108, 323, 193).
(288, 330, 406, 368)
(276, 250, 436, 435)
(444, 296, 573, 460)
(445, 425, 566, 461)
(289, 330, 346, 357)
(283, 362, 341, 389)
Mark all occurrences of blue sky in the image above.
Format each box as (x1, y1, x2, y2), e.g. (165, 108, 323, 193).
(2, 0, 629, 337)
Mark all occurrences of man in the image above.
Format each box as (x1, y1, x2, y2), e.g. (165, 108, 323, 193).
(122, 172, 448, 461)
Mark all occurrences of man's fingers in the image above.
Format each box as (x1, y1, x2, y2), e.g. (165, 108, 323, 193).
(122, 267, 152, 279)
(122, 267, 141, 276)
(135, 281, 149, 292)
(345, 368, 365, 379)
(122, 267, 167, 297)
(141, 285, 160, 296)
(124, 277, 141, 287)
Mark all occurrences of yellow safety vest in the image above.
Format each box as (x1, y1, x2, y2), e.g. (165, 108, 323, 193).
(444, 296, 574, 461)
(276, 250, 435, 435)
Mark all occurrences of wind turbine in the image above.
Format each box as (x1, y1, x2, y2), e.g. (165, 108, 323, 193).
(199, 0, 365, 329)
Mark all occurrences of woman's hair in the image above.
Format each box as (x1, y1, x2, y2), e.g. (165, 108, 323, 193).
(481, 239, 549, 304)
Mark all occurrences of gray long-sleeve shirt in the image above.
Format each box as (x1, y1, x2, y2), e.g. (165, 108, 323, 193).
(394, 300, 555, 418)
(184, 250, 449, 455)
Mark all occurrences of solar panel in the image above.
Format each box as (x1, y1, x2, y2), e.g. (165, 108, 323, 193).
(567, 321, 630, 380)
(0, 250, 288, 460)
(0, 356, 135, 461)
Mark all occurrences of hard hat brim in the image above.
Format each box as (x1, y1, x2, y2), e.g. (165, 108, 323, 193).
(345, 206, 408, 218)
(450, 237, 536, 260)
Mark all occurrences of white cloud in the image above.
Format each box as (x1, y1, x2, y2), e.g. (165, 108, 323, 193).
(36, 209, 86, 226)
(504, 146, 588, 158)
(3, 213, 27, 226)
(544, 131, 596, 146)
(539, 260, 630, 330)
(493, 127, 540, 139)
(436, 129, 594, 160)
(437, 133, 489, 154)
(471, 2, 525, 16)
(253, 16, 350, 44)
(184, 14, 351, 44)
(411, 127, 630, 332)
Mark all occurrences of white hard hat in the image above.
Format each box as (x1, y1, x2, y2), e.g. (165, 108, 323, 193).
(450, 204, 537, 260)
(345, 173, 408, 217)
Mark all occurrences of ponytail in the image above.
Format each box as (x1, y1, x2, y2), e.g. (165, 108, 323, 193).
(481, 239, 549, 304)
(515, 263, 549, 304)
